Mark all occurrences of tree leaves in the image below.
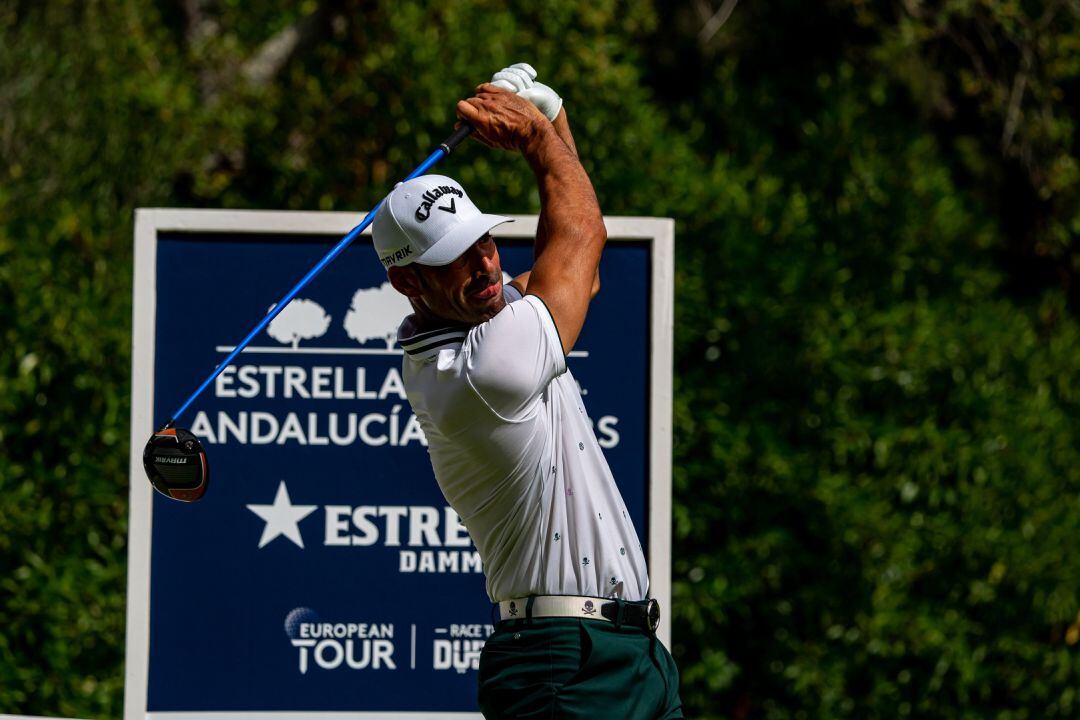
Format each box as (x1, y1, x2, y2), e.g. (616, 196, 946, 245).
(1, 1, 1077, 718)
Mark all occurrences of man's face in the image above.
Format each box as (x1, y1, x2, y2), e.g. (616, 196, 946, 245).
(394, 234, 505, 326)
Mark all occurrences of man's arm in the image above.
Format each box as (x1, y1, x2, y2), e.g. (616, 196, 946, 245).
(457, 86, 606, 354)
(508, 271, 531, 297)
(532, 110, 600, 299)
(551, 109, 578, 156)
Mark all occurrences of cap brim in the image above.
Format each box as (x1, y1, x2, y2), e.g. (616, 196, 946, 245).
(413, 214, 514, 266)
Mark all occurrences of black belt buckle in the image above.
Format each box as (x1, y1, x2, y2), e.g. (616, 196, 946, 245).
(601, 598, 662, 633)
(646, 599, 661, 632)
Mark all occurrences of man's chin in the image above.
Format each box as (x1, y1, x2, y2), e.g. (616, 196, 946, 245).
(474, 294, 506, 323)
(464, 293, 505, 325)
(463, 281, 505, 323)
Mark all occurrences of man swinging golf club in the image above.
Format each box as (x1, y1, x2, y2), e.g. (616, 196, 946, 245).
(373, 64, 683, 719)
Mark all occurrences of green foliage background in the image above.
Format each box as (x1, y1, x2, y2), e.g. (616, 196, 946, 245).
(1, 1, 1077, 717)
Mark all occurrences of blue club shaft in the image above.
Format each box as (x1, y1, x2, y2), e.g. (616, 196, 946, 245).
(165, 127, 472, 427)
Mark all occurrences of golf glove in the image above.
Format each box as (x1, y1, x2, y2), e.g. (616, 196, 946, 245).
(490, 63, 563, 121)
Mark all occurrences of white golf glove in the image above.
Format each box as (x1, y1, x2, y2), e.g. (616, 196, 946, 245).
(490, 63, 563, 121)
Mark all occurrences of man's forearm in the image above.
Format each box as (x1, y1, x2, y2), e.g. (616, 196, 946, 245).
(534, 110, 600, 296)
(525, 123, 605, 277)
(534, 109, 578, 264)
(551, 110, 578, 158)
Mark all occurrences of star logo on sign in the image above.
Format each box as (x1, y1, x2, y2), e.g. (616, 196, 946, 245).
(246, 481, 317, 549)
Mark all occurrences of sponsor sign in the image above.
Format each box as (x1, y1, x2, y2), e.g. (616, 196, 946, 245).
(126, 210, 673, 719)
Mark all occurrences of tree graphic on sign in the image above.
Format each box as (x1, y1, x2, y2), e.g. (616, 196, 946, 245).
(344, 282, 413, 349)
(266, 298, 331, 349)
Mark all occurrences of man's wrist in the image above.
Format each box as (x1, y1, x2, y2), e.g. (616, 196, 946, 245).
(521, 122, 562, 164)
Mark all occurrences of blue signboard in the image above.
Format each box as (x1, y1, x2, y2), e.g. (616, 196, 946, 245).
(126, 211, 672, 719)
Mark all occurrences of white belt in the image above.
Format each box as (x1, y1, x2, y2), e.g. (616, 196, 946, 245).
(497, 595, 660, 632)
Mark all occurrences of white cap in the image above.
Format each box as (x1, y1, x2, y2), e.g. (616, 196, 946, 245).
(372, 174, 512, 269)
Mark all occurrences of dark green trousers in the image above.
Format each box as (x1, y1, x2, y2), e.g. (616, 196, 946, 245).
(478, 615, 684, 719)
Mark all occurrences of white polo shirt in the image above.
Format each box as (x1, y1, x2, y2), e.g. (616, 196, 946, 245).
(398, 285, 649, 602)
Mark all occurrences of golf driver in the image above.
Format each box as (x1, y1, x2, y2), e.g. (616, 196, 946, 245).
(142, 124, 474, 502)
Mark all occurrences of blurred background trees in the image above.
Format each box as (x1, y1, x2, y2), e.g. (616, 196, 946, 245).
(1, 1, 1076, 717)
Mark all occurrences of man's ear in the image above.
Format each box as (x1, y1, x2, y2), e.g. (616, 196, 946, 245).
(388, 265, 424, 298)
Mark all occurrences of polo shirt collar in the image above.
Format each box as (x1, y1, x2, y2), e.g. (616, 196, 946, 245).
(397, 316, 468, 360)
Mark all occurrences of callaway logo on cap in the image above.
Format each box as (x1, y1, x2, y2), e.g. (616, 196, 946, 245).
(372, 174, 513, 269)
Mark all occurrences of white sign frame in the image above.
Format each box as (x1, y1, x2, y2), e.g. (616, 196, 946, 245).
(125, 209, 674, 720)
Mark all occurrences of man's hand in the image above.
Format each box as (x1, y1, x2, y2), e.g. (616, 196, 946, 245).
(456, 84, 550, 153)
(490, 63, 563, 122)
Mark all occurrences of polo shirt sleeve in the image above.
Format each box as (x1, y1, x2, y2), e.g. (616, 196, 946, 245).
(464, 294, 567, 420)
(502, 283, 523, 304)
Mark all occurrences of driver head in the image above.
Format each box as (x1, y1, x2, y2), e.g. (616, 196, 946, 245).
(143, 427, 209, 502)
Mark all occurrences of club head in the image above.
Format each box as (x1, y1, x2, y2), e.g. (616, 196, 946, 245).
(143, 426, 210, 502)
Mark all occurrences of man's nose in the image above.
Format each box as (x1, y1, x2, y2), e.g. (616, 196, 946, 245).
(477, 252, 498, 274)
(469, 247, 497, 275)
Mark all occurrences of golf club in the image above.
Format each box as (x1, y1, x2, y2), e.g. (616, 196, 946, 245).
(142, 123, 474, 502)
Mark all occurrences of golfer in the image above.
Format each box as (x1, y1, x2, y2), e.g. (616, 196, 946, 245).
(372, 65, 683, 719)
